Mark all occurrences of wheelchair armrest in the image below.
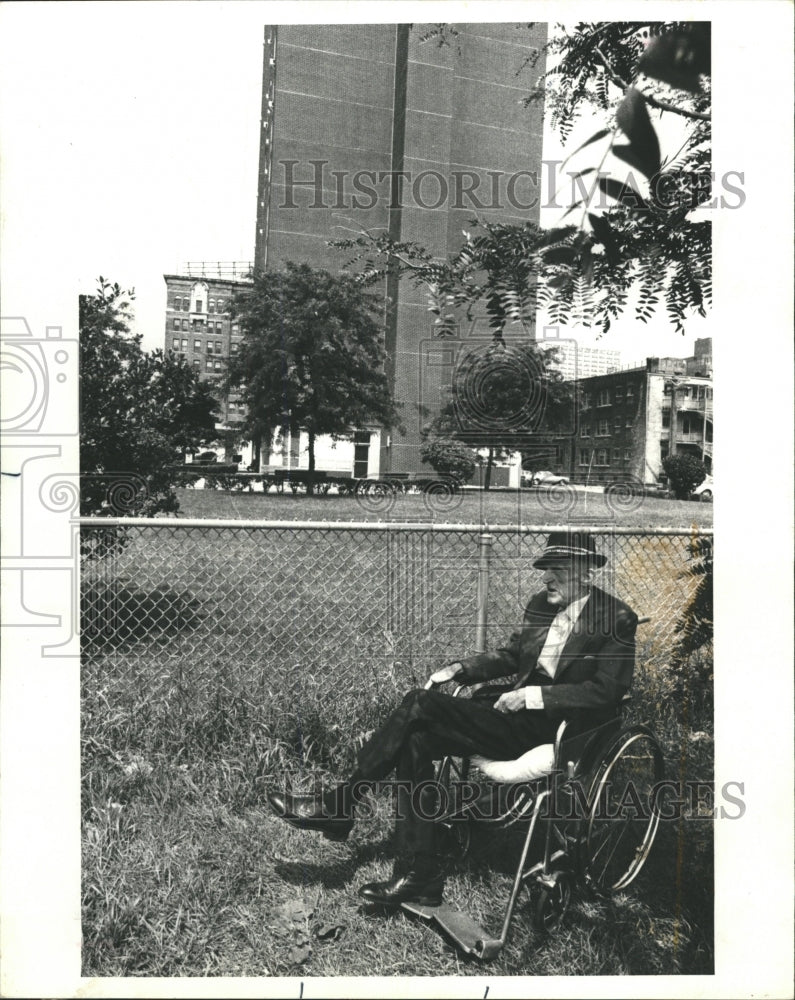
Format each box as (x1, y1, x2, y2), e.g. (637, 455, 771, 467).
(424, 674, 502, 695)
(553, 719, 571, 774)
(558, 715, 625, 779)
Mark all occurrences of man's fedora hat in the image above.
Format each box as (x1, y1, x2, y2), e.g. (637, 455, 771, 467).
(533, 530, 607, 569)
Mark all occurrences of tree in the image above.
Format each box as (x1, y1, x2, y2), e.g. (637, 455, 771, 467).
(226, 262, 402, 494)
(334, 21, 711, 338)
(420, 438, 477, 483)
(422, 339, 575, 490)
(662, 453, 706, 499)
(80, 277, 219, 517)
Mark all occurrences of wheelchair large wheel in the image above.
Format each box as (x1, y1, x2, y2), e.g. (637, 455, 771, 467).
(580, 724, 664, 893)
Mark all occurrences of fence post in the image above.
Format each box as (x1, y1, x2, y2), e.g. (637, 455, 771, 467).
(475, 533, 494, 653)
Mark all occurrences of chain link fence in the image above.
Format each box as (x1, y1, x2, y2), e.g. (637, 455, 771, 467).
(81, 519, 710, 725)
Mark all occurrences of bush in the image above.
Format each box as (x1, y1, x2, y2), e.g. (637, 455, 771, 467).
(419, 437, 477, 482)
(662, 454, 706, 500)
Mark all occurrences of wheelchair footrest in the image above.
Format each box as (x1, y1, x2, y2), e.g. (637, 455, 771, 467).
(400, 901, 502, 960)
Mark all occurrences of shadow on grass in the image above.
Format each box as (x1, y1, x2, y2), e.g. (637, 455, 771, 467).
(273, 836, 395, 890)
(81, 583, 204, 648)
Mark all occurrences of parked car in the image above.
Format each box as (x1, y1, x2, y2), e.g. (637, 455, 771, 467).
(524, 470, 569, 487)
(691, 476, 713, 502)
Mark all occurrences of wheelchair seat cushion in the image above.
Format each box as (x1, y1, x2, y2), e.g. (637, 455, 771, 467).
(470, 743, 556, 783)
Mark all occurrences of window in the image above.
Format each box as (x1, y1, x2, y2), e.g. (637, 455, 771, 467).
(614, 417, 622, 431)
(209, 299, 216, 314)
(663, 383, 672, 396)
(214, 360, 222, 370)
(614, 386, 624, 402)
(662, 411, 671, 428)
(206, 342, 213, 354)
(680, 386, 690, 398)
(173, 295, 182, 311)
(182, 318, 189, 331)
(193, 339, 201, 351)
(172, 337, 180, 350)
(596, 419, 609, 436)
(626, 384, 634, 398)
(183, 298, 190, 312)
(193, 317, 205, 329)
(193, 359, 200, 370)
(613, 449, 622, 463)
(206, 359, 213, 370)
(173, 318, 180, 329)
(181, 339, 188, 350)
(217, 299, 224, 313)
(579, 449, 591, 466)
(624, 448, 632, 461)
(595, 448, 609, 466)
(682, 414, 699, 435)
(216, 322, 223, 333)
(580, 423, 590, 438)
(597, 389, 610, 407)
(626, 414, 633, 427)
(581, 392, 591, 409)
(231, 342, 239, 354)
(195, 299, 204, 313)
(231, 323, 239, 334)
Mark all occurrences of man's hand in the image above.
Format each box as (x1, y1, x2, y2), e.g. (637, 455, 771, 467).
(428, 662, 463, 686)
(493, 690, 527, 714)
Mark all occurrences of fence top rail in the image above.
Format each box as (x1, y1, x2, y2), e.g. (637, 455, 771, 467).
(78, 517, 713, 537)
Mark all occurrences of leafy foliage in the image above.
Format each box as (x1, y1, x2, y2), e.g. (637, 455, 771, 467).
(79, 278, 219, 518)
(670, 535, 713, 678)
(420, 340, 575, 488)
(226, 263, 401, 493)
(419, 437, 477, 482)
(662, 453, 706, 499)
(333, 22, 711, 337)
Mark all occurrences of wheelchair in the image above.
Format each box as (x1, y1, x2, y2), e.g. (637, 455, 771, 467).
(401, 655, 665, 960)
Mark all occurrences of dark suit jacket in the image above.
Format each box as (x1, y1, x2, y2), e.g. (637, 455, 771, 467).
(459, 586, 638, 727)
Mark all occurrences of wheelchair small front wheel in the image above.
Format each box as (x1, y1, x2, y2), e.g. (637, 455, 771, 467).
(532, 870, 572, 934)
(439, 816, 472, 862)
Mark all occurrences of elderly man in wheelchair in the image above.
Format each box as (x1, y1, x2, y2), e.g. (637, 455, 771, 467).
(269, 529, 663, 957)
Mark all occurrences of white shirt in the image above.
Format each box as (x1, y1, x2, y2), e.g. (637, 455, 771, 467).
(524, 593, 590, 710)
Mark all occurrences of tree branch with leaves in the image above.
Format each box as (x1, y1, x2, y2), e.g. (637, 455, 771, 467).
(333, 21, 711, 339)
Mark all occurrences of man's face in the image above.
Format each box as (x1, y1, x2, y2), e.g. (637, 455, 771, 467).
(541, 561, 593, 607)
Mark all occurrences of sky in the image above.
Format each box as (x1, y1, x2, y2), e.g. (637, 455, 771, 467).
(0, 2, 712, 364)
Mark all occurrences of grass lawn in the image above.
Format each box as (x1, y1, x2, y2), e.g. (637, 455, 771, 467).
(82, 661, 714, 977)
(172, 485, 713, 529)
(81, 491, 714, 977)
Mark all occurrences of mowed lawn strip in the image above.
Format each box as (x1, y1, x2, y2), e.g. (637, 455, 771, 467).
(173, 486, 713, 529)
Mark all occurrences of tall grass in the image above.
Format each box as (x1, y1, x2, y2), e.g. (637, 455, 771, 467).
(81, 525, 713, 977)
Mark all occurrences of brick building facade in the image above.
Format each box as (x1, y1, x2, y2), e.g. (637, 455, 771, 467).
(556, 342, 713, 486)
(254, 23, 547, 475)
(163, 270, 251, 456)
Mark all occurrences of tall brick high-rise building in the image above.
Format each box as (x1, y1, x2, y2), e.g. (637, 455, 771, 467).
(254, 23, 547, 474)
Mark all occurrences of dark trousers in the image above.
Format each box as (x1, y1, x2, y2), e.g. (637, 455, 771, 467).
(354, 688, 558, 869)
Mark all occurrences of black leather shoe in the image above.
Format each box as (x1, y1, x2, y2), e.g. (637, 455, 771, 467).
(358, 870, 444, 907)
(267, 790, 353, 842)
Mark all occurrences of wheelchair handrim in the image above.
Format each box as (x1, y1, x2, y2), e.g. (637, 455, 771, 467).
(582, 726, 664, 892)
